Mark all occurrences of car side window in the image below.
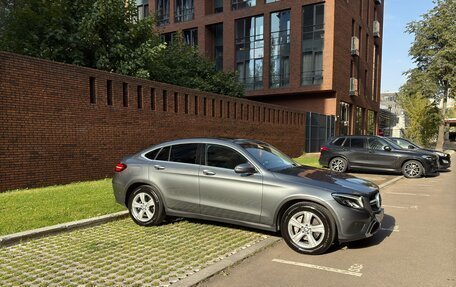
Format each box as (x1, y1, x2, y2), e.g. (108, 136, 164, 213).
(145, 149, 160, 160)
(350, 138, 365, 148)
(156, 146, 171, 161)
(368, 138, 387, 150)
(332, 137, 346, 146)
(206, 144, 248, 170)
(169, 144, 198, 164)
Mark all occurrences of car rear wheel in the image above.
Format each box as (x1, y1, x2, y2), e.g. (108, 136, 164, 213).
(128, 185, 165, 226)
(281, 202, 336, 255)
(402, 160, 424, 178)
(329, 157, 348, 173)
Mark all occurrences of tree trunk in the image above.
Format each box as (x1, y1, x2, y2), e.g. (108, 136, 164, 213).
(435, 86, 449, 151)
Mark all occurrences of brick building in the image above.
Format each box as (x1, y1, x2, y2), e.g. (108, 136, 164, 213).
(143, 0, 384, 151)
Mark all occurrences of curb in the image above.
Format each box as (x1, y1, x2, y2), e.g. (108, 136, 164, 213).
(0, 210, 129, 246)
(172, 236, 281, 287)
(378, 175, 404, 189)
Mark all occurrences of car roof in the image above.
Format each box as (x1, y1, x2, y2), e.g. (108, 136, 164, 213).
(146, 137, 268, 147)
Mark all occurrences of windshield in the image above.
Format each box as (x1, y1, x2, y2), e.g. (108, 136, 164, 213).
(240, 142, 296, 171)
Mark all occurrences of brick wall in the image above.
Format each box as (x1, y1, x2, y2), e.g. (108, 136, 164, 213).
(0, 52, 306, 192)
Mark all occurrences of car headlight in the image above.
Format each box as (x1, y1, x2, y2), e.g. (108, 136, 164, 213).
(436, 152, 445, 157)
(422, 155, 435, 161)
(332, 193, 365, 209)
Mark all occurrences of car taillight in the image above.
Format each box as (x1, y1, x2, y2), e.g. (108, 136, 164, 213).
(320, 146, 329, 152)
(115, 163, 127, 172)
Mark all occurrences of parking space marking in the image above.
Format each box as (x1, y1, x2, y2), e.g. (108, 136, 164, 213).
(386, 192, 431, 197)
(272, 259, 363, 277)
(383, 204, 418, 210)
(380, 225, 400, 232)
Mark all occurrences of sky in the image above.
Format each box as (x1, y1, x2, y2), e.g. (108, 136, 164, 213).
(381, 0, 435, 93)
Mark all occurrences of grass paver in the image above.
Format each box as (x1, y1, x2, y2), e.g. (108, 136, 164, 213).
(0, 218, 266, 287)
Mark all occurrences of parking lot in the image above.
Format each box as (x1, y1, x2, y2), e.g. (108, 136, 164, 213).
(200, 169, 456, 287)
(0, 169, 454, 287)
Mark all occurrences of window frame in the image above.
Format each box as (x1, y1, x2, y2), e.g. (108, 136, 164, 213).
(203, 144, 252, 170)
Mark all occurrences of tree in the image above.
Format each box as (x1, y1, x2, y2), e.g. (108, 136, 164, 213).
(148, 34, 244, 97)
(0, 0, 244, 96)
(405, 0, 456, 149)
(398, 71, 441, 147)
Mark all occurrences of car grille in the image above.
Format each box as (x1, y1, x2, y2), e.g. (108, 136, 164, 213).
(369, 191, 382, 212)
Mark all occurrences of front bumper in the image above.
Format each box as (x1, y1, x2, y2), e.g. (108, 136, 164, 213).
(336, 206, 384, 243)
(437, 155, 451, 170)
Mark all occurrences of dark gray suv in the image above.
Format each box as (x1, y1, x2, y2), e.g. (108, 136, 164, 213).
(113, 138, 384, 254)
(319, 135, 439, 178)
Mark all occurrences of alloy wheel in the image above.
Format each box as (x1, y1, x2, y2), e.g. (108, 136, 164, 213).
(330, 158, 346, 172)
(131, 192, 156, 222)
(287, 211, 325, 249)
(404, 162, 422, 177)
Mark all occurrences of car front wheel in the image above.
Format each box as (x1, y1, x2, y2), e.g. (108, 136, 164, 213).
(402, 160, 424, 178)
(281, 202, 336, 255)
(128, 185, 165, 226)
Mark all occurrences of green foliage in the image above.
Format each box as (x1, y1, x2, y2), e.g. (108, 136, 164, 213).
(406, 0, 456, 99)
(398, 72, 441, 147)
(148, 35, 244, 97)
(0, 0, 244, 96)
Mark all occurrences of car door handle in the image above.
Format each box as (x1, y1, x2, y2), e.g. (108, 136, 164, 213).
(203, 170, 216, 176)
(154, 165, 165, 170)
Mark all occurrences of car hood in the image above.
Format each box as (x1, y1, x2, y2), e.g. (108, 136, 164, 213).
(273, 166, 379, 195)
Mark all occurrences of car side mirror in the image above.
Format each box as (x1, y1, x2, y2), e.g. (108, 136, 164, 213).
(234, 163, 256, 174)
(383, 146, 392, 151)
(408, 145, 415, 149)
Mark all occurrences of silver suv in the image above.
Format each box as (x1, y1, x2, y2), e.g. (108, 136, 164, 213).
(113, 138, 384, 254)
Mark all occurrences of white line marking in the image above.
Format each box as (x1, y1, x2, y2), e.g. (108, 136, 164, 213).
(383, 204, 418, 210)
(380, 225, 400, 232)
(386, 192, 431, 197)
(272, 259, 363, 277)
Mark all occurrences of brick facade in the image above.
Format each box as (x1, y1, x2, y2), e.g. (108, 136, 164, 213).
(0, 52, 306, 192)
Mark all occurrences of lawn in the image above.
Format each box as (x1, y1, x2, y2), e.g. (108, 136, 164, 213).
(0, 179, 125, 236)
(293, 155, 321, 168)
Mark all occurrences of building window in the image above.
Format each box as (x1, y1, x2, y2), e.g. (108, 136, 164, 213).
(270, 10, 290, 88)
(214, 0, 223, 13)
(183, 28, 198, 46)
(355, 106, 364, 135)
(232, 0, 256, 10)
(235, 15, 264, 90)
(211, 23, 223, 71)
(372, 44, 379, 101)
(266, 0, 279, 3)
(160, 32, 176, 44)
(156, 0, 170, 25)
(367, 110, 376, 135)
(175, 0, 194, 22)
(302, 3, 324, 86)
(339, 102, 351, 136)
(136, 0, 149, 20)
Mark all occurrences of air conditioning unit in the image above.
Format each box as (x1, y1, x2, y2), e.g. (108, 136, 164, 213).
(373, 20, 381, 38)
(375, 0, 382, 5)
(351, 36, 359, 56)
(349, 78, 358, 96)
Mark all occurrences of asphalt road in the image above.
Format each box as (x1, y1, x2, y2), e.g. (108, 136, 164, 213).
(199, 168, 456, 287)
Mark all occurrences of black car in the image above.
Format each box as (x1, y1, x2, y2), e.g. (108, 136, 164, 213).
(387, 137, 451, 170)
(319, 135, 439, 178)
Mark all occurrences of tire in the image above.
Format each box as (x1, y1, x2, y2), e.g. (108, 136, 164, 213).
(127, 185, 165, 226)
(281, 202, 336, 255)
(402, 160, 424, 178)
(329, 157, 348, 173)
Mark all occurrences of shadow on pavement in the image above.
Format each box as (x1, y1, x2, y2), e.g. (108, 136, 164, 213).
(342, 213, 396, 250)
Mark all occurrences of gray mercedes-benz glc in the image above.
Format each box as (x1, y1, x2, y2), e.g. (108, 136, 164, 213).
(113, 138, 384, 254)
